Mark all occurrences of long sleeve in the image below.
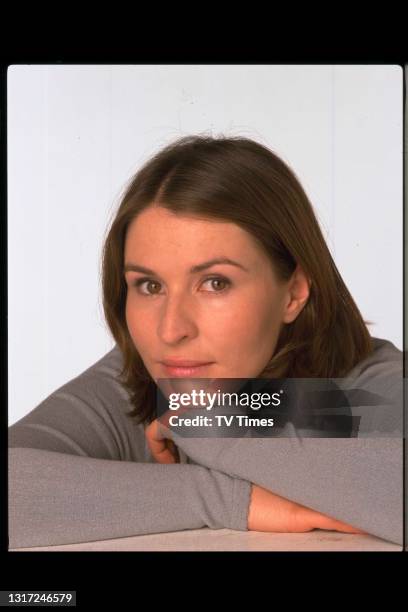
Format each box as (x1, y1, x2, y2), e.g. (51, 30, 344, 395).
(162, 339, 404, 546)
(8, 348, 251, 549)
(8, 447, 251, 549)
(168, 437, 402, 546)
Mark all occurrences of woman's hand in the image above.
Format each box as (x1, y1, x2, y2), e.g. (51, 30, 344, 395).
(145, 418, 180, 464)
(145, 420, 367, 535)
(248, 484, 367, 534)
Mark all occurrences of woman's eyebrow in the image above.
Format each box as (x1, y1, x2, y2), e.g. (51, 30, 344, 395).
(123, 257, 249, 275)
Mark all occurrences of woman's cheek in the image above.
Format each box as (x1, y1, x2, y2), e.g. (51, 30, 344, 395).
(126, 303, 153, 348)
(206, 306, 250, 347)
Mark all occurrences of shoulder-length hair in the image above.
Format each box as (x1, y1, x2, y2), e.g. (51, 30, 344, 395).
(101, 134, 374, 425)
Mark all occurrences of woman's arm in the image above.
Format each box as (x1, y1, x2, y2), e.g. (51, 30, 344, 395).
(8, 446, 251, 549)
(165, 436, 402, 545)
(8, 348, 252, 548)
(155, 365, 403, 545)
(145, 420, 367, 536)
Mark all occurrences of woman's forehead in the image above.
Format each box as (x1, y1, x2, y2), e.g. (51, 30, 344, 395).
(123, 208, 279, 282)
(125, 207, 260, 253)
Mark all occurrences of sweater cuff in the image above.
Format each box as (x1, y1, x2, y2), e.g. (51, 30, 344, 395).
(230, 478, 252, 531)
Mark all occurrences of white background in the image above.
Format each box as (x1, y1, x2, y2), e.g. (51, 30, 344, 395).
(8, 65, 403, 425)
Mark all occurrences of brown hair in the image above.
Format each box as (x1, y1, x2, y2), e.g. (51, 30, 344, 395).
(101, 134, 374, 425)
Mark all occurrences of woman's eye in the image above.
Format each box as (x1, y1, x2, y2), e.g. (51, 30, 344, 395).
(201, 277, 231, 293)
(130, 277, 231, 295)
(134, 279, 162, 295)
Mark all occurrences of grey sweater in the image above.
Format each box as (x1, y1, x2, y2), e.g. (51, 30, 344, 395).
(8, 337, 403, 548)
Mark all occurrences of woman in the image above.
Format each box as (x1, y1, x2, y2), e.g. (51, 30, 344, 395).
(9, 135, 403, 548)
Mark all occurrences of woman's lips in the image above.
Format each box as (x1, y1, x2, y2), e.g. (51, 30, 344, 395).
(160, 362, 214, 377)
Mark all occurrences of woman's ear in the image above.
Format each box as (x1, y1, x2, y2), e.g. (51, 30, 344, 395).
(282, 265, 311, 324)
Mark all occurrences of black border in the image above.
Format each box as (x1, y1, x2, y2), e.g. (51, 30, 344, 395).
(1, 46, 407, 599)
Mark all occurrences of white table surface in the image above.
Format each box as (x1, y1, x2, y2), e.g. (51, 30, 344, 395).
(10, 528, 402, 552)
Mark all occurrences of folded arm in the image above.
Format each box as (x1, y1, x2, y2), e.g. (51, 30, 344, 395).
(8, 446, 251, 548)
(8, 350, 251, 548)
(159, 370, 403, 546)
(163, 434, 402, 545)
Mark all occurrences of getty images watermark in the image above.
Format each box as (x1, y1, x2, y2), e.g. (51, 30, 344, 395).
(154, 377, 403, 438)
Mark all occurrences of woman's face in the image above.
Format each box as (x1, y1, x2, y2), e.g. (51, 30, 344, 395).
(124, 206, 300, 382)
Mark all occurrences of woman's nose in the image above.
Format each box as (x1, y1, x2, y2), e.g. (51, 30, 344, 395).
(157, 294, 199, 345)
